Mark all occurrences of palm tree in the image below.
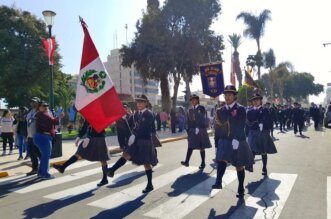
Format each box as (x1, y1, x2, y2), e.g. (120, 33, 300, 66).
(263, 48, 276, 99)
(236, 9, 271, 80)
(228, 33, 243, 87)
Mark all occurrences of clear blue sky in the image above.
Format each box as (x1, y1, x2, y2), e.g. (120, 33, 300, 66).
(2, 0, 331, 104)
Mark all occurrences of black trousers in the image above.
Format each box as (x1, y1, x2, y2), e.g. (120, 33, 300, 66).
(117, 130, 129, 149)
(293, 121, 304, 134)
(1, 132, 14, 151)
(27, 137, 41, 171)
(279, 120, 286, 131)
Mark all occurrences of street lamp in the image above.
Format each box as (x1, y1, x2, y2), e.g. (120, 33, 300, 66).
(42, 10, 56, 110)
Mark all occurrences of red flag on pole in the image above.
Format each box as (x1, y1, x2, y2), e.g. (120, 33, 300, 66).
(75, 17, 125, 132)
(42, 37, 55, 65)
(230, 55, 236, 87)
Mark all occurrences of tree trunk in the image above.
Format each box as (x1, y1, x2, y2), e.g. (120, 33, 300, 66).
(160, 74, 171, 112)
(172, 72, 181, 110)
(256, 39, 261, 80)
(234, 51, 242, 87)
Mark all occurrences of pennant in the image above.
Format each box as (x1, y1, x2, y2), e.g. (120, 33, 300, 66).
(199, 62, 225, 97)
(75, 17, 125, 132)
(244, 67, 258, 88)
(42, 37, 55, 65)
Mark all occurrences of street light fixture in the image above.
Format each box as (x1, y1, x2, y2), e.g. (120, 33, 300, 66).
(42, 10, 56, 110)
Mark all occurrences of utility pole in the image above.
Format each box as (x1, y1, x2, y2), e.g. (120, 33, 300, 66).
(125, 24, 128, 45)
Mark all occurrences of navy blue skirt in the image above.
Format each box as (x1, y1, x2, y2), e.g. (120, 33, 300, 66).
(216, 139, 254, 167)
(248, 130, 277, 155)
(125, 139, 158, 166)
(76, 137, 110, 161)
(187, 128, 212, 149)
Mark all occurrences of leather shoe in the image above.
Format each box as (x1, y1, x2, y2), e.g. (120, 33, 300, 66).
(199, 163, 206, 170)
(97, 179, 108, 187)
(107, 168, 114, 177)
(26, 170, 38, 176)
(236, 188, 245, 198)
(212, 182, 222, 189)
(53, 164, 64, 174)
(180, 161, 189, 167)
(142, 185, 154, 194)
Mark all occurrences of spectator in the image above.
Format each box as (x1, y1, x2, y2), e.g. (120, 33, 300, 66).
(33, 101, 62, 179)
(155, 112, 161, 131)
(0, 110, 15, 156)
(170, 109, 177, 133)
(16, 107, 28, 160)
(160, 110, 168, 132)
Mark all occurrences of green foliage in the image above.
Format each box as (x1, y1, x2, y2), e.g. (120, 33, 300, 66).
(0, 6, 63, 107)
(263, 48, 276, 70)
(237, 85, 254, 106)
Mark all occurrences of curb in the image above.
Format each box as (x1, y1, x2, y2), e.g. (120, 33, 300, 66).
(0, 172, 9, 178)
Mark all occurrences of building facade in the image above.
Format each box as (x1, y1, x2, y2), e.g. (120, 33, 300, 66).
(325, 83, 331, 105)
(103, 49, 159, 105)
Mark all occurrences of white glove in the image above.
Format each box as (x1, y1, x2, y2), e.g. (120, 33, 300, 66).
(122, 115, 127, 119)
(195, 128, 199, 135)
(232, 139, 239, 150)
(259, 123, 263, 131)
(128, 134, 136, 146)
(82, 138, 90, 148)
(75, 137, 80, 146)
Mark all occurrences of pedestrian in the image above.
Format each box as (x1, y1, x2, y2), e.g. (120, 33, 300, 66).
(53, 118, 110, 186)
(309, 102, 320, 130)
(0, 110, 15, 156)
(246, 94, 277, 176)
(293, 102, 305, 136)
(107, 94, 158, 193)
(277, 105, 286, 132)
(265, 102, 276, 139)
(155, 112, 161, 131)
(25, 97, 42, 176)
(170, 108, 177, 133)
(160, 110, 168, 132)
(33, 101, 62, 179)
(15, 106, 29, 160)
(181, 94, 211, 170)
(115, 105, 132, 149)
(212, 85, 254, 198)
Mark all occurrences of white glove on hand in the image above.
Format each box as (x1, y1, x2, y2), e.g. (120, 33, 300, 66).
(75, 137, 80, 147)
(122, 115, 127, 119)
(82, 138, 90, 148)
(259, 123, 263, 131)
(195, 128, 199, 135)
(232, 139, 239, 150)
(128, 135, 136, 146)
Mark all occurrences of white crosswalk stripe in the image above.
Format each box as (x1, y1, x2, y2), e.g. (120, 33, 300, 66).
(144, 170, 237, 219)
(0, 160, 95, 186)
(88, 166, 198, 209)
(44, 164, 163, 200)
(228, 173, 297, 219)
(328, 177, 331, 219)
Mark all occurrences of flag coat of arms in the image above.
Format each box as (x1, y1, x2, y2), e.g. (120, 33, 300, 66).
(75, 17, 125, 132)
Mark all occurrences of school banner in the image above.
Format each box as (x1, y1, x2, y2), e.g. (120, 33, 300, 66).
(199, 62, 225, 97)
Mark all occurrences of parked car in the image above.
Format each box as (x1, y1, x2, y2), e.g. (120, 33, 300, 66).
(324, 110, 331, 128)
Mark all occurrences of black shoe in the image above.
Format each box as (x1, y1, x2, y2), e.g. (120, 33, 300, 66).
(212, 181, 222, 189)
(17, 156, 23, 160)
(53, 164, 64, 174)
(142, 185, 154, 193)
(180, 161, 189, 167)
(262, 169, 267, 176)
(24, 155, 30, 160)
(107, 168, 114, 177)
(236, 188, 245, 198)
(97, 179, 108, 187)
(199, 163, 206, 170)
(26, 170, 38, 176)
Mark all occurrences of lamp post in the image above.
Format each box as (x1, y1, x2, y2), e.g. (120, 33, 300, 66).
(42, 10, 56, 110)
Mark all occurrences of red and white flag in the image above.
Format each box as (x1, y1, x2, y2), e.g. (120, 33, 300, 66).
(75, 17, 125, 132)
(42, 37, 55, 65)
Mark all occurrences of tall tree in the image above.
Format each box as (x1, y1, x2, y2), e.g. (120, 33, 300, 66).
(236, 9, 271, 80)
(263, 48, 276, 99)
(0, 6, 63, 107)
(228, 33, 243, 87)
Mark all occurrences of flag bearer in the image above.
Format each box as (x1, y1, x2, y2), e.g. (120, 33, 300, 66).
(212, 85, 254, 198)
(181, 94, 211, 170)
(246, 94, 277, 176)
(107, 95, 158, 194)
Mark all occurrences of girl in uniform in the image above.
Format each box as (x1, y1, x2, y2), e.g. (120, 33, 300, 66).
(212, 85, 254, 198)
(107, 94, 158, 193)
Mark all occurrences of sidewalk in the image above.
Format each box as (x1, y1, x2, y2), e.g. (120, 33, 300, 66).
(0, 130, 190, 177)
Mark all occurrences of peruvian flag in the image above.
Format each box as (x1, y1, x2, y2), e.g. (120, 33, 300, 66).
(75, 17, 125, 132)
(230, 55, 236, 87)
(42, 37, 55, 65)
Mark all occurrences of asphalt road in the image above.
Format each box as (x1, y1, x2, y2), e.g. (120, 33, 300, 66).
(0, 125, 330, 219)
